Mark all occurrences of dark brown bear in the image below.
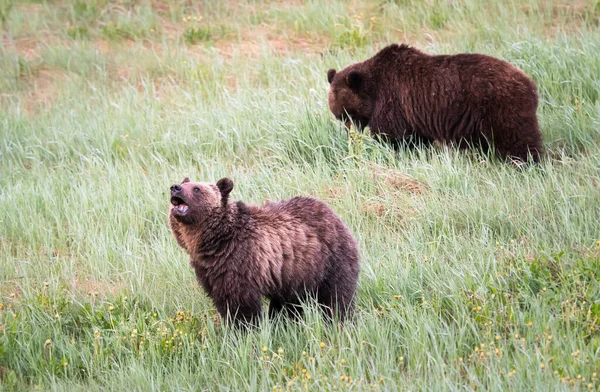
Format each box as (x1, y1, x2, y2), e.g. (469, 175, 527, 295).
(327, 44, 543, 162)
(169, 177, 360, 327)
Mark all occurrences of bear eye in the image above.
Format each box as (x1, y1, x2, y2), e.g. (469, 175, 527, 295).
(193, 187, 200, 193)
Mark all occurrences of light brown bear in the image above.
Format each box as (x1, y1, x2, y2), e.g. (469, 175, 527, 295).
(169, 177, 360, 327)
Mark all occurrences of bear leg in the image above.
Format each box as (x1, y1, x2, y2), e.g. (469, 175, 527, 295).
(214, 295, 263, 328)
(495, 132, 542, 163)
(489, 111, 543, 163)
(268, 298, 284, 319)
(317, 289, 355, 323)
(317, 278, 356, 323)
(269, 297, 304, 321)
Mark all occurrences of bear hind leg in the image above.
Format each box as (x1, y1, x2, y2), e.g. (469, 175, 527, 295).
(269, 296, 304, 321)
(268, 298, 284, 320)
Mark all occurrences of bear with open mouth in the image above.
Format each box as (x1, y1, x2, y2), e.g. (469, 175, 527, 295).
(169, 177, 360, 327)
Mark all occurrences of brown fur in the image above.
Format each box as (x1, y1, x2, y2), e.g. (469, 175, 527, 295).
(327, 44, 543, 162)
(169, 177, 360, 327)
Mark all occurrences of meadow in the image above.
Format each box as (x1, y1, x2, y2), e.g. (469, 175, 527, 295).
(1, 0, 599, 390)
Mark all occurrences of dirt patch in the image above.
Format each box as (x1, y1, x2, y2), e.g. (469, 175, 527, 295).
(326, 185, 346, 199)
(20, 68, 65, 114)
(0, 281, 23, 299)
(366, 161, 429, 195)
(151, 1, 171, 15)
(2, 32, 64, 61)
(520, 0, 593, 18)
(0, 366, 13, 380)
(361, 201, 387, 217)
(13, 2, 44, 13)
(92, 38, 110, 53)
(360, 198, 416, 226)
(383, 175, 428, 195)
(521, 0, 599, 35)
(5, 37, 41, 61)
(215, 25, 328, 58)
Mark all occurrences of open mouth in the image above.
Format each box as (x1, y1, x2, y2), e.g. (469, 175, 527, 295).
(171, 196, 189, 214)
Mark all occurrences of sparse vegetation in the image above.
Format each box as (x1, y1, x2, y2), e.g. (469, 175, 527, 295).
(1, 0, 599, 390)
(183, 26, 212, 45)
(66, 24, 89, 39)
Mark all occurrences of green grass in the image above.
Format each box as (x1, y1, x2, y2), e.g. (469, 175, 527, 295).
(1, 0, 600, 390)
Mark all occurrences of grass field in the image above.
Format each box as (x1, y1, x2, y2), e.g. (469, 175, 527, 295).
(1, 0, 600, 390)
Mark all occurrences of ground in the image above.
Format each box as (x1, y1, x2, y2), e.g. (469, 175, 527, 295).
(0, 0, 599, 390)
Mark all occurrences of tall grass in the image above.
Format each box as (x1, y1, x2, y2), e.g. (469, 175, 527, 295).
(1, 0, 599, 390)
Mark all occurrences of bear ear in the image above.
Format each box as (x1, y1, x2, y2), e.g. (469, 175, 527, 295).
(216, 177, 234, 199)
(182, 177, 190, 184)
(347, 71, 363, 91)
(327, 68, 337, 84)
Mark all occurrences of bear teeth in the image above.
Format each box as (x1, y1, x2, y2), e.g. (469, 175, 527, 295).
(177, 205, 189, 213)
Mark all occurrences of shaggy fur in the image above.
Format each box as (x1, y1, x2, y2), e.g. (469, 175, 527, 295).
(327, 44, 543, 162)
(169, 177, 360, 327)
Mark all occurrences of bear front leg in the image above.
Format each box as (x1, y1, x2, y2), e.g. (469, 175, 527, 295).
(369, 105, 414, 144)
(214, 294, 263, 328)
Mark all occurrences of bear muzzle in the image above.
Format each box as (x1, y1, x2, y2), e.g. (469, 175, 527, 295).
(170, 185, 189, 214)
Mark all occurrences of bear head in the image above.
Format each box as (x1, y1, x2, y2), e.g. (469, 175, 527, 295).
(170, 177, 234, 225)
(327, 66, 375, 130)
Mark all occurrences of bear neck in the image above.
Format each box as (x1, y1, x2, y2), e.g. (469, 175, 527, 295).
(191, 201, 248, 259)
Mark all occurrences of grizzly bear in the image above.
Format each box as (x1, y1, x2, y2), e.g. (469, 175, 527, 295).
(327, 44, 543, 162)
(169, 177, 360, 327)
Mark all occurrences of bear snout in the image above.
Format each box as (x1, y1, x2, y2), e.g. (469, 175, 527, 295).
(170, 185, 186, 207)
(170, 184, 182, 194)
